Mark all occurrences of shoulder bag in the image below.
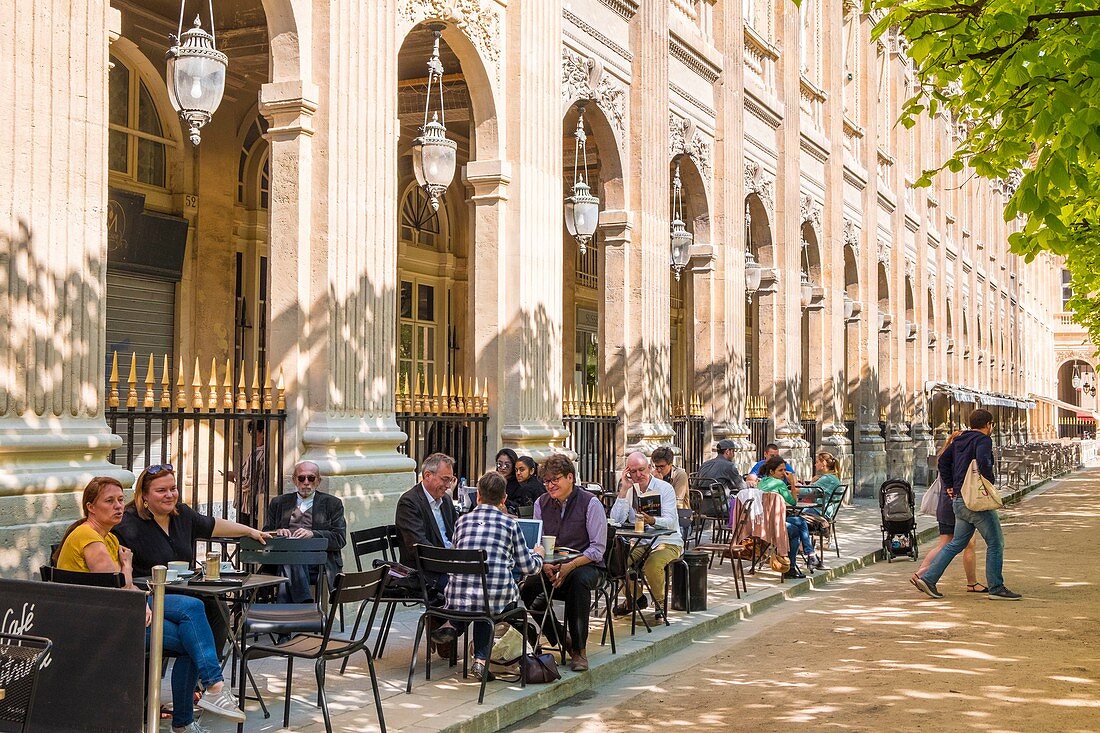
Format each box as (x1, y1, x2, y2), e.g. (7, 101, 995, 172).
(919, 477, 941, 516)
(960, 459, 1002, 512)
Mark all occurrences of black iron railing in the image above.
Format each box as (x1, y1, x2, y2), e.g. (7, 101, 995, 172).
(562, 386, 620, 492)
(105, 353, 286, 527)
(801, 419, 818, 458)
(672, 414, 706, 473)
(395, 377, 489, 483)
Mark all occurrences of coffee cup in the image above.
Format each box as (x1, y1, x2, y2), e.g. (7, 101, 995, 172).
(164, 568, 180, 582)
(167, 561, 190, 576)
(543, 535, 556, 556)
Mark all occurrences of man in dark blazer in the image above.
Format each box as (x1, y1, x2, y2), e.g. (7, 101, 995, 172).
(394, 452, 457, 583)
(264, 460, 347, 603)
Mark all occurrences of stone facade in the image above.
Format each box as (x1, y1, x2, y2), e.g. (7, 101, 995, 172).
(0, 0, 1069, 575)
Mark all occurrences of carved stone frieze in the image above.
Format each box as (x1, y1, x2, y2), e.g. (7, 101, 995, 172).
(744, 160, 775, 217)
(904, 257, 915, 279)
(799, 192, 822, 234)
(878, 238, 891, 265)
(669, 113, 713, 183)
(843, 219, 860, 257)
(562, 48, 626, 131)
(399, 0, 501, 65)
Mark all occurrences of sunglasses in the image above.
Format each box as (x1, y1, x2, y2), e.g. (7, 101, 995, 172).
(295, 474, 318, 483)
(496, 461, 513, 469)
(146, 464, 174, 476)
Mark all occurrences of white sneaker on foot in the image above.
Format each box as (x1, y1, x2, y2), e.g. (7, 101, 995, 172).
(196, 688, 246, 722)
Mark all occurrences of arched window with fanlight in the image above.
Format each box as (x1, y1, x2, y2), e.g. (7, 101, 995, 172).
(237, 117, 270, 210)
(108, 54, 172, 189)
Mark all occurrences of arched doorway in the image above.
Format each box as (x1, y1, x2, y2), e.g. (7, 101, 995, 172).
(843, 244, 860, 419)
(799, 221, 824, 456)
(668, 155, 710, 405)
(877, 262, 892, 437)
(745, 193, 773, 399)
(1057, 359, 1098, 438)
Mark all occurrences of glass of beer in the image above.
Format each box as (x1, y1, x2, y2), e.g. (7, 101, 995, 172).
(206, 551, 221, 580)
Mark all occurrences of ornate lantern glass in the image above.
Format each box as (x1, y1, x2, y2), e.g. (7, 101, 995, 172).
(565, 106, 600, 255)
(669, 161, 693, 280)
(166, 9, 227, 146)
(412, 25, 457, 211)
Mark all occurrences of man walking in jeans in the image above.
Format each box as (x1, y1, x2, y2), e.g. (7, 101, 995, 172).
(911, 408, 1022, 601)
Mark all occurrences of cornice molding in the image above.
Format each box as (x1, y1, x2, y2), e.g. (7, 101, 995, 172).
(563, 9, 633, 62)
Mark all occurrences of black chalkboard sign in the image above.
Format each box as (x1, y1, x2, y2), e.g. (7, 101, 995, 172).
(0, 579, 145, 732)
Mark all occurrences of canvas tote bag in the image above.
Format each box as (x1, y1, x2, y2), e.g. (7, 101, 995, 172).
(960, 459, 1002, 512)
(919, 477, 941, 516)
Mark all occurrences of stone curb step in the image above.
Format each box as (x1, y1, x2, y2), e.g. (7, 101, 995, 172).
(437, 469, 1065, 733)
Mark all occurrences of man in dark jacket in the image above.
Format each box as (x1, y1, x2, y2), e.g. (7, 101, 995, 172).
(911, 409, 1022, 601)
(395, 452, 457, 589)
(264, 460, 347, 602)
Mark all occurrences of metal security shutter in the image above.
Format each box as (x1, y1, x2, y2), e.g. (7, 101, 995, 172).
(105, 272, 175, 377)
(105, 272, 176, 471)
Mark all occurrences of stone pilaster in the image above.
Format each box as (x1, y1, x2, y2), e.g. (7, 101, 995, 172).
(600, 209, 632, 465)
(463, 160, 511, 457)
(714, 0, 753, 465)
(772, 0, 809, 471)
(623, 0, 675, 453)
(498, 0, 567, 460)
(819, 0, 852, 472)
(265, 1, 416, 526)
(0, 2, 128, 575)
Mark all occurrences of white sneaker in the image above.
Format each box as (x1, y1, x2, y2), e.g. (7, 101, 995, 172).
(172, 723, 211, 733)
(196, 688, 246, 722)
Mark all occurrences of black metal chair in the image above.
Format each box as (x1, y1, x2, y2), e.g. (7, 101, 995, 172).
(341, 525, 421, 669)
(695, 497, 754, 598)
(405, 545, 530, 704)
(0, 633, 52, 733)
(238, 536, 330, 637)
(810, 484, 848, 558)
(236, 568, 389, 733)
(688, 477, 732, 544)
(39, 565, 126, 587)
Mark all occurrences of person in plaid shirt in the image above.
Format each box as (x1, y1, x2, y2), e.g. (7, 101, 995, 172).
(432, 471, 544, 680)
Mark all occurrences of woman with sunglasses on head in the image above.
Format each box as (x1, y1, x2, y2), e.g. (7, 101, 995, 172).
(114, 463, 271, 578)
(61, 476, 246, 733)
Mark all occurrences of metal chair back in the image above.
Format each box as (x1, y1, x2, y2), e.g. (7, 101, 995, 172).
(349, 526, 400, 572)
(0, 633, 52, 733)
(412, 545, 491, 612)
(239, 536, 330, 567)
(39, 565, 126, 588)
(317, 568, 389, 656)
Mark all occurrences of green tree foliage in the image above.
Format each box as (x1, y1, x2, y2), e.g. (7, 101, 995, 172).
(869, 1, 1100, 343)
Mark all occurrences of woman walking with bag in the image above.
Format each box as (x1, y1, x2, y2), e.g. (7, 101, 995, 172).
(916, 431, 984, 593)
(910, 409, 1022, 601)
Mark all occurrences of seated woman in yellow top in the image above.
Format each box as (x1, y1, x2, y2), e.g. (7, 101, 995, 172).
(54, 477, 245, 733)
(54, 476, 135, 584)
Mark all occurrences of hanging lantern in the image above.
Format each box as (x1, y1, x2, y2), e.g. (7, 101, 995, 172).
(669, 161, 693, 280)
(166, 6, 228, 146)
(565, 106, 600, 255)
(744, 201, 762, 301)
(412, 25, 457, 211)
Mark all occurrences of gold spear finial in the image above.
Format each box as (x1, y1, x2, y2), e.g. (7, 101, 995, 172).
(108, 352, 120, 408)
(176, 356, 188, 409)
(262, 369, 272, 411)
(236, 361, 247, 411)
(276, 369, 286, 411)
(250, 365, 261, 411)
(223, 358, 233, 410)
(125, 352, 138, 408)
(192, 357, 204, 409)
(143, 353, 156, 409)
(160, 354, 171, 409)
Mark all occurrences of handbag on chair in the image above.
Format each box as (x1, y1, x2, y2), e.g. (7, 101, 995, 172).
(960, 459, 1002, 512)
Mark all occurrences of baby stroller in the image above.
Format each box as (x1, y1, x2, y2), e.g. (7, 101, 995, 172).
(879, 479, 918, 562)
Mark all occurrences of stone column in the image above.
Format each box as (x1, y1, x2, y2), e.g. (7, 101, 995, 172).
(819, 0, 853, 473)
(0, 2, 127, 575)
(498, 0, 566, 460)
(854, 29, 886, 497)
(623, 1, 675, 453)
(265, 0, 416, 531)
(772, 0, 809, 470)
(714, 0, 753, 465)
(463, 160, 511, 456)
(600, 209, 631, 464)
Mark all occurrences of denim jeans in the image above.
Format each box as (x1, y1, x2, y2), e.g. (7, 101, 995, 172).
(148, 594, 225, 728)
(922, 497, 1005, 591)
(785, 515, 815, 565)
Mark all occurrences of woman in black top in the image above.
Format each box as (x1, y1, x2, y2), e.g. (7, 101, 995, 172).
(507, 455, 546, 514)
(114, 464, 270, 577)
(495, 448, 521, 504)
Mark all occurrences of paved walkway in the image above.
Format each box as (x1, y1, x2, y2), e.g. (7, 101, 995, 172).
(515, 467, 1100, 733)
(174, 473, 1067, 733)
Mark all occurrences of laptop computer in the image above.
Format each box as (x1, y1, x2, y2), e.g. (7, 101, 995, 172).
(515, 518, 543, 550)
